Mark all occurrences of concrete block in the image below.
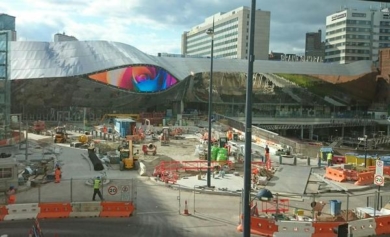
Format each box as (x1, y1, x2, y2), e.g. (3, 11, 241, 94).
(4, 213, 38, 220)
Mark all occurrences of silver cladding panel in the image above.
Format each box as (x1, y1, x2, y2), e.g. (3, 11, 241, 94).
(9, 41, 373, 80)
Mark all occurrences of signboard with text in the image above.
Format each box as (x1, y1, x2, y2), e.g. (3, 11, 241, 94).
(374, 160, 384, 186)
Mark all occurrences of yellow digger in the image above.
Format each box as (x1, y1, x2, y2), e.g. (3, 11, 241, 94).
(118, 140, 139, 171)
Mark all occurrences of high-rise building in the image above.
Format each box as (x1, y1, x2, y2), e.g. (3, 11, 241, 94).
(54, 32, 78, 42)
(0, 13, 16, 41)
(305, 30, 325, 59)
(181, 6, 270, 60)
(325, 7, 390, 64)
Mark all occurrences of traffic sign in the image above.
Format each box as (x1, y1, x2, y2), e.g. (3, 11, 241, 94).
(374, 174, 384, 186)
(108, 185, 118, 195)
(376, 160, 384, 176)
(121, 185, 130, 193)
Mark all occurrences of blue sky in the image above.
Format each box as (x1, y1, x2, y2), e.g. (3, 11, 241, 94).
(0, 0, 380, 56)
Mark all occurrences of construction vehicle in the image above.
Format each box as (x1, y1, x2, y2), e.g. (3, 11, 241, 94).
(160, 127, 170, 146)
(53, 126, 67, 143)
(118, 140, 139, 171)
(142, 143, 157, 155)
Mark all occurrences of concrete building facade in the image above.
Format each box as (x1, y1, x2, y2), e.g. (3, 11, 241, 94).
(305, 30, 324, 59)
(181, 6, 270, 60)
(325, 7, 390, 64)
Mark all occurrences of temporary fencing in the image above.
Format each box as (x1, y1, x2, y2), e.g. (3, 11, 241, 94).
(0, 201, 135, 221)
(236, 190, 390, 236)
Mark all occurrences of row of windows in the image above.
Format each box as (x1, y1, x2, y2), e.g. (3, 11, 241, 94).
(325, 49, 370, 56)
(325, 41, 371, 49)
(327, 34, 371, 42)
(380, 21, 390, 26)
(186, 38, 237, 54)
(379, 36, 390, 40)
(379, 43, 390, 48)
(187, 18, 238, 41)
(187, 30, 238, 49)
(326, 27, 371, 35)
(325, 56, 370, 62)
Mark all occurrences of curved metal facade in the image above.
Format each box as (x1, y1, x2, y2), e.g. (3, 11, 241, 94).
(9, 41, 373, 81)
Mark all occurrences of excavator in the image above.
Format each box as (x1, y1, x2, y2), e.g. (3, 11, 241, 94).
(118, 140, 139, 171)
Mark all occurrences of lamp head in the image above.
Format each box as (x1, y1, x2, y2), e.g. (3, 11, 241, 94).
(206, 28, 214, 36)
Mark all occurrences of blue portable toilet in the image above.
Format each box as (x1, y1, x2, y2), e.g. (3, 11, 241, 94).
(114, 118, 136, 138)
(329, 200, 342, 216)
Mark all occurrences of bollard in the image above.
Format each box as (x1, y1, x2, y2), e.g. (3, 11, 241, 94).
(307, 157, 310, 166)
(279, 155, 282, 165)
(293, 156, 297, 166)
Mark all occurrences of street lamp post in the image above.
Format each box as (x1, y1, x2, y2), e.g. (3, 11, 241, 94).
(364, 135, 368, 167)
(244, 1, 256, 237)
(206, 18, 215, 187)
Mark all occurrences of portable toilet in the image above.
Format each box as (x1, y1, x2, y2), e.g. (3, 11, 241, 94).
(320, 147, 333, 161)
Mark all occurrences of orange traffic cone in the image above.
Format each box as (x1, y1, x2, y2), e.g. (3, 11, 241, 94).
(183, 200, 190, 215)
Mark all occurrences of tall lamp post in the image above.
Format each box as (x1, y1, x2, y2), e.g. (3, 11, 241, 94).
(206, 19, 215, 187)
(244, 1, 256, 237)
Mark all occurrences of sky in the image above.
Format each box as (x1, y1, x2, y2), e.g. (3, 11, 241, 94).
(0, 0, 384, 56)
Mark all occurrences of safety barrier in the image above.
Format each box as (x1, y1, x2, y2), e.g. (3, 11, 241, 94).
(325, 167, 347, 182)
(37, 203, 72, 219)
(273, 221, 315, 237)
(354, 171, 374, 186)
(332, 155, 345, 165)
(236, 216, 278, 236)
(70, 202, 101, 218)
(348, 218, 376, 237)
(368, 166, 390, 176)
(100, 201, 134, 217)
(4, 203, 40, 220)
(261, 199, 289, 214)
(344, 169, 358, 181)
(311, 222, 342, 237)
(374, 215, 390, 235)
(0, 201, 135, 221)
(0, 205, 7, 221)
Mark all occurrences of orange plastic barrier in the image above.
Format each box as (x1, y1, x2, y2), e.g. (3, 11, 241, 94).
(99, 202, 134, 217)
(375, 216, 390, 235)
(325, 167, 347, 182)
(37, 203, 72, 219)
(312, 222, 344, 237)
(368, 166, 390, 176)
(237, 217, 278, 236)
(354, 171, 374, 186)
(344, 169, 358, 181)
(0, 205, 8, 221)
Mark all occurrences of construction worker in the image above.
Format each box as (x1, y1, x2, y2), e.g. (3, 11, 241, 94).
(327, 152, 333, 167)
(7, 186, 16, 204)
(54, 166, 62, 183)
(92, 177, 103, 201)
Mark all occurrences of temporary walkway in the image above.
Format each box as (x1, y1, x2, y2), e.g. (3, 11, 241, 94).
(266, 165, 312, 195)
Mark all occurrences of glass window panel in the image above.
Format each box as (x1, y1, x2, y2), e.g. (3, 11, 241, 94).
(0, 52, 5, 64)
(0, 67, 5, 78)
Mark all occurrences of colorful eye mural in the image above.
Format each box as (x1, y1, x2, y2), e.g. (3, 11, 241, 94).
(88, 65, 178, 92)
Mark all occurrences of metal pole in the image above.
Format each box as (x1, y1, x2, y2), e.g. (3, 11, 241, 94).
(70, 178, 73, 202)
(207, 18, 214, 187)
(377, 185, 381, 210)
(83, 107, 86, 132)
(25, 124, 28, 161)
(346, 193, 349, 222)
(364, 138, 367, 167)
(243, 1, 256, 236)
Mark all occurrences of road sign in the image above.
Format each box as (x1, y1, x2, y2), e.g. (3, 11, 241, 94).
(108, 185, 118, 195)
(376, 160, 384, 176)
(374, 174, 384, 186)
(121, 185, 130, 193)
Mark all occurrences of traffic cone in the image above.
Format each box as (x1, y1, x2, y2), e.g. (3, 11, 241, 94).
(183, 200, 190, 215)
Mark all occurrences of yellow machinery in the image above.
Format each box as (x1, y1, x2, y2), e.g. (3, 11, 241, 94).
(54, 126, 67, 143)
(160, 127, 170, 146)
(119, 140, 139, 171)
(78, 134, 92, 144)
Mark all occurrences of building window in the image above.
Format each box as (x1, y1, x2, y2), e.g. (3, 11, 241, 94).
(247, 14, 250, 18)
(0, 168, 12, 179)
